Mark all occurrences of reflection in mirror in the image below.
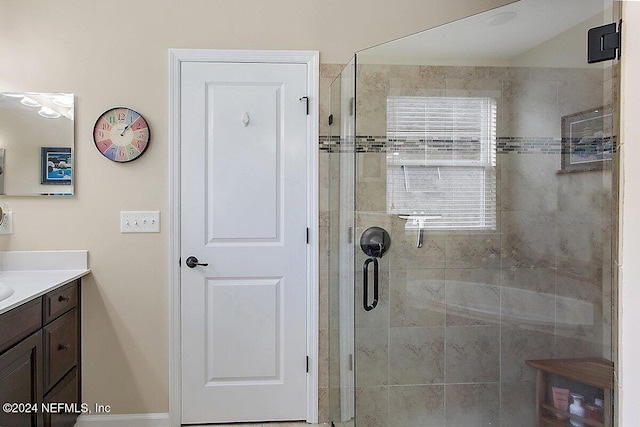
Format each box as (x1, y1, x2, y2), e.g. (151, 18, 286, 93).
(0, 92, 74, 196)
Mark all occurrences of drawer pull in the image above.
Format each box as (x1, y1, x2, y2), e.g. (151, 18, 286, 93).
(58, 344, 71, 351)
(58, 295, 71, 302)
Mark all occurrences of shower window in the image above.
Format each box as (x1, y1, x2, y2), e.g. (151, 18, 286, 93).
(387, 96, 497, 229)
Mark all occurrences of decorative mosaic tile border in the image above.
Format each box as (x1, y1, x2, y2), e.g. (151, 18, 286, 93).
(319, 136, 618, 155)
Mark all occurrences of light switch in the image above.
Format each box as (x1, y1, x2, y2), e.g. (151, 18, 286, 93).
(120, 211, 160, 233)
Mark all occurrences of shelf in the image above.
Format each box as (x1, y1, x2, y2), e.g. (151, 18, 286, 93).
(542, 416, 587, 427)
(541, 403, 604, 427)
(528, 358, 614, 427)
(526, 358, 613, 390)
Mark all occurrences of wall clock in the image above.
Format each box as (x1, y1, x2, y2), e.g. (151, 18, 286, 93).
(93, 107, 150, 162)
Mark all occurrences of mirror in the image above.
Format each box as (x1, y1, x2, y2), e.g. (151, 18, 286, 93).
(0, 92, 74, 196)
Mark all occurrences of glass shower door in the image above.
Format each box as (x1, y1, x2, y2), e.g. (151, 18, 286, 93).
(328, 58, 356, 427)
(331, 0, 620, 426)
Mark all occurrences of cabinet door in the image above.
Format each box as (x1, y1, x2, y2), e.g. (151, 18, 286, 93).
(43, 368, 78, 427)
(0, 331, 43, 427)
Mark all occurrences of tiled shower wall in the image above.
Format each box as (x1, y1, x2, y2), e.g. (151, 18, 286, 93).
(318, 62, 617, 426)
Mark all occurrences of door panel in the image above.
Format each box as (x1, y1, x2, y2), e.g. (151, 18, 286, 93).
(180, 61, 308, 424)
(206, 277, 281, 381)
(207, 83, 281, 242)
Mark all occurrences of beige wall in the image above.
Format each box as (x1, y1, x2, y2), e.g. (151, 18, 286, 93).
(0, 0, 513, 416)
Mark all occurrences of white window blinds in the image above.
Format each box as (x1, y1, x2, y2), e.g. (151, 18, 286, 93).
(387, 96, 497, 230)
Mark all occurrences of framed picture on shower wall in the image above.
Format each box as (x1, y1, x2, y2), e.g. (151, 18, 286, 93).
(561, 106, 613, 172)
(41, 147, 72, 185)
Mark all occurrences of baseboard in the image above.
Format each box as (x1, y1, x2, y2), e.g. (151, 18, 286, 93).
(74, 412, 170, 427)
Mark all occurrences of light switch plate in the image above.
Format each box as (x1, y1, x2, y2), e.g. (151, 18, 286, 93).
(0, 212, 12, 234)
(120, 211, 160, 233)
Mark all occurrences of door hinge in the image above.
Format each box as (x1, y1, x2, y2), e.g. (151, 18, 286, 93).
(306, 356, 310, 373)
(348, 226, 353, 244)
(588, 20, 622, 63)
(306, 227, 310, 244)
(328, 113, 334, 126)
(299, 96, 309, 115)
(349, 354, 353, 371)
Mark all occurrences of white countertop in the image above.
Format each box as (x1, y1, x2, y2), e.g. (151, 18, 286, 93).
(0, 250, 90, 315)
(0, 269, 90, 315)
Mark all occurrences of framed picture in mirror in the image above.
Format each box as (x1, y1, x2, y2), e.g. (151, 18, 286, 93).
(41, 147, 72, 185)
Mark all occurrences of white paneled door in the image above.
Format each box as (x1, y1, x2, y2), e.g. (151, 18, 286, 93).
(180, 60, 309, 424)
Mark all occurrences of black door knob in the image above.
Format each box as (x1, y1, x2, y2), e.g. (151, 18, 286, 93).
(185, 256, 208, 268)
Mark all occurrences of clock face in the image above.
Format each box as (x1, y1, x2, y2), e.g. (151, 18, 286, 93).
(93, 107, 150, 162)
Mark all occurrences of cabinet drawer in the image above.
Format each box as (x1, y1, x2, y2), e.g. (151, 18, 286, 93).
(44, 367, 79, 427)
(0, 298, 42, 353)
(43, 309, 77, 392)
(44, 281, 78, 324)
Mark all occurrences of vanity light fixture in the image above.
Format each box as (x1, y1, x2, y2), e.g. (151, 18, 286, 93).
(20, 96, 40, 108)
(38, 106, 61, 119)
(2, 93, 23, 98)
(53, 94, 73, 108)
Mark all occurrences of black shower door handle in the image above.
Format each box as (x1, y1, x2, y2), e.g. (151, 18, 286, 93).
(363, 257, 379, 311)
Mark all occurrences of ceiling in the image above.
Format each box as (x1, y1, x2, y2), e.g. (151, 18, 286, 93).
(356, 0, 613, 66)
(0, 93, 74, 120)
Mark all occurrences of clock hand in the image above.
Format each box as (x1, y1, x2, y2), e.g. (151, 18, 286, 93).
(120, 124, 130, 136)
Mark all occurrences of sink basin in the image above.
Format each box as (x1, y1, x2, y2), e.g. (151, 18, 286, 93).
(0, 282, 14, 302)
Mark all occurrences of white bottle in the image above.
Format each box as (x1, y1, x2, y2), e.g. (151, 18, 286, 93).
(569, 393, 585, 427)
(595, 390, 605, 409)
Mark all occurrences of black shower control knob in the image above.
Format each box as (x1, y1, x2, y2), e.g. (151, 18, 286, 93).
(360, 227, 391, 258)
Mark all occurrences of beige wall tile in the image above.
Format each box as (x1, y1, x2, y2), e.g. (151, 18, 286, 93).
(355, 386, 389, 427)
(501, 382, 536, 426)
(389, 327, 445, 385)
(445, 326, 500, 383)
(389, 269, 446, 328)
(388, 385, 444, 427)
(445, 383, 500, 427)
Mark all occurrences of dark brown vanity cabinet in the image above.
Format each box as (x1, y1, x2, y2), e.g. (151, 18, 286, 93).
(0, 280, 81, 427)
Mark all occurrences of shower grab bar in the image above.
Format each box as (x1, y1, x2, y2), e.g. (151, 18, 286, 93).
(363, 257, 379, 311)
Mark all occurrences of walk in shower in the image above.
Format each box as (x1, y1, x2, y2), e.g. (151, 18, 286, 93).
(327, 0, 620, 425)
